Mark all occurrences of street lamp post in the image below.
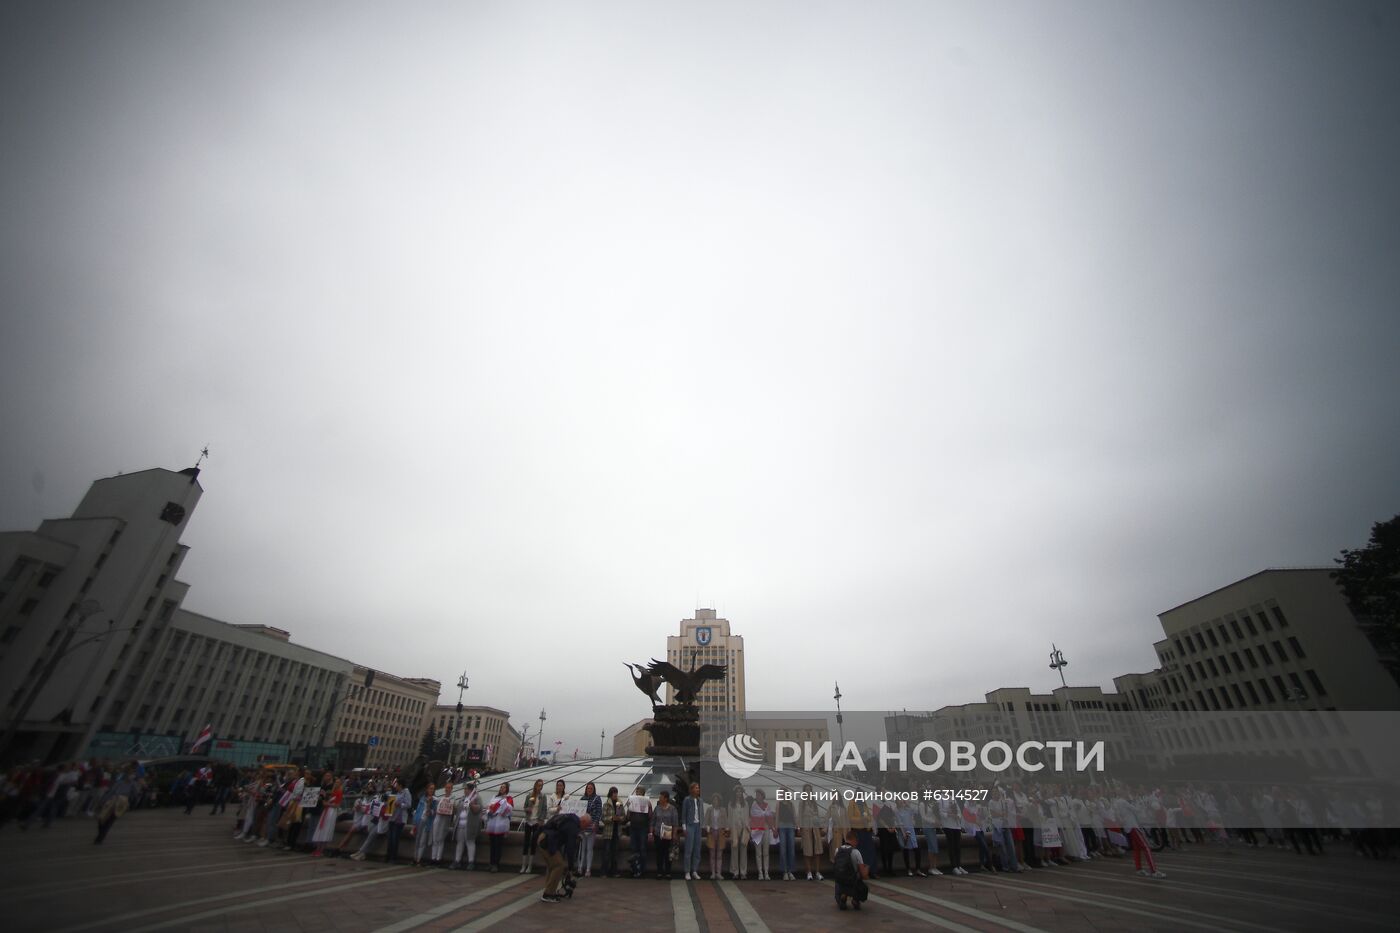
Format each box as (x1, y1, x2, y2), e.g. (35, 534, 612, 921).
(309, 673, 357, 770)
(537, 709, 546, 762)
(1049, 644, 1069, 688)
(834, 682, 845, 748)
(448, 671, 469, 766)
(1048, 643, 1095, 784)
(599, 729, 605, 759)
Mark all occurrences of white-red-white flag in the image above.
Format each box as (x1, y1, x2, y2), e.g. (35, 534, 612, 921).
(191, 724, 212, 752)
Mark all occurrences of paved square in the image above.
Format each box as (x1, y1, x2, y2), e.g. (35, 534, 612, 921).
(4, 810, 1396, 932)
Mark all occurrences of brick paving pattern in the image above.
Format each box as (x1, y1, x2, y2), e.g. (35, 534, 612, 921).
(4, 809, 1397, 932)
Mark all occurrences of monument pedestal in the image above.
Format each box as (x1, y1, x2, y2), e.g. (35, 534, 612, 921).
(643, 703, 703, 758)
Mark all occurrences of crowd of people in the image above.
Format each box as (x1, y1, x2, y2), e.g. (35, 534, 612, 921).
(1, 760, 150, 842)
(5, 760, 1396, 910)
(208, 770, 1400, 909)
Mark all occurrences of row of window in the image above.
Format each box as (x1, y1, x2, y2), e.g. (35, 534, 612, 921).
(1185, 669, 1327, 712)
(1165, 604, 1289, 665)
(1164, 635, 1310, 699)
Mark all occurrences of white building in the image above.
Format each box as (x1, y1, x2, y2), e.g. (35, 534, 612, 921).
(336, 668, 439, 770)
(612, 718, 652, 757)
(1151, 568, 1400, 713)
(89, 612, 356, 766)
(0, 466, 207, 762)
(0, 464, 444, 770)
(425, 704, 517, 771)
(664, 609, 746, 756)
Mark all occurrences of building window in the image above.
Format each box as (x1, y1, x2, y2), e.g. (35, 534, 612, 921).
(1260, 612, 1273, 632)
(1244, 648, 1258, 669)
(1271, 606, 1289, 628)
(1229, 618, 1244, 639)
(1260, 646, 1274, 666)
(1244, 682, 1260, 705)
(18, 598, 38, 615)
(1217, 624, 1230, 644)
(1206, 630, 1219, 648)
(1272, 641, 1288, 664)
(1244, 615, 1258, 636)
(1305, 670, 1327, 697)
(1230, 652, 1243, 672)
(1258, 679, 1275, 703)
(1287, 637, 1305, 659)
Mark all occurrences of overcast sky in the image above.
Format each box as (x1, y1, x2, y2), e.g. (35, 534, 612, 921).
(3, 1, 1398, 758)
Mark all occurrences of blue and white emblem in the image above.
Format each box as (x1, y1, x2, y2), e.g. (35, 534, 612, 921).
(696, 626, 713, 646)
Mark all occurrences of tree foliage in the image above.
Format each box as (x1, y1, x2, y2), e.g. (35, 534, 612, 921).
(1333, 514, 1400, 681)
(420, 724, 438, 758)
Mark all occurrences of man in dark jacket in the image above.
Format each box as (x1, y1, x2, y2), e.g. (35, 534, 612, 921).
(539, 812, 593, 902)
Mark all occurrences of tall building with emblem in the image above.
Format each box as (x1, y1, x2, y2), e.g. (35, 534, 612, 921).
(665, 608, 746, 757)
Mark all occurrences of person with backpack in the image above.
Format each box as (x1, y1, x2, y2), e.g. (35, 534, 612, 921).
(538, 811, 593, 903)
(832, 829, 870, 910)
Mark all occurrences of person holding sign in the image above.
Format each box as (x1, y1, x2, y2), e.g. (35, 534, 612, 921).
(431, 782, 455, 864)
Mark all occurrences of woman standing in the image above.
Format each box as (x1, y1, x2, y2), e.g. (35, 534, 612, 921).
(431, 781, 455, 865)
(452, 781, 482, 869)
(875, 798, 899, 877)
(940, 796, 966, 875)
(578, 782, 603, 876)
(520, 779, 547, 873)
(707, 792, 728, 879)
(727, 786, 751, 879)
(797, 785, 824, 881)
(776, 795, 797, 880)
(485, 782, 513, 872)
(412, 782, 436, 866)
(602, 787, 625, 877)
(280, 769, 310, 852)
(749, 789, 777, 881)
(896, 799, 924, 876)
(310, 777, 343, 857)
(652, 791, 679, 879)
(847, 797, 878, 878)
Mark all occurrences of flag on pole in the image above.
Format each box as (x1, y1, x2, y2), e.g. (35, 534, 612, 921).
(191, 724, 212, 752)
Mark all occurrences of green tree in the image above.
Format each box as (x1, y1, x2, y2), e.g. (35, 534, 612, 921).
(1333, 514, 1400, 683)
(420, 724, 438, 758)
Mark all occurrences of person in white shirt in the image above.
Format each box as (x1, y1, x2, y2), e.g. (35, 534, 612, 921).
(484, 782, 514, 872)
(451, 782, 482, 869)
(1117, 790, 1164, 878)
(626, 786, 653, 878)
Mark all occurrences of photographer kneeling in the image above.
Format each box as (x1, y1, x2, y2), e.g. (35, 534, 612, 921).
(540, 810, 593, 903)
